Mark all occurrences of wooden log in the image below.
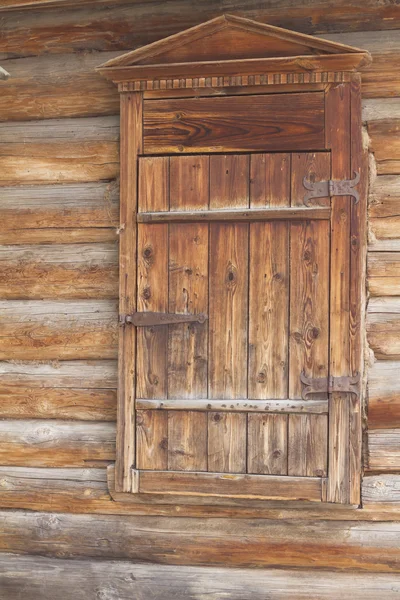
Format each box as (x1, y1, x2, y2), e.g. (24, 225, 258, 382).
(0, 510, 400, 571)
(0, 420, 116, 467)
(0, 182, 119, 245)
(368, 119, 400, 176)
(0, 300, 118, 360)
(1, 554, 400, 600)
(0, 243, 118, 299)
(0, 466, 397, 520)
(368, 430, 400, 472)
(0, 1, 398, 58)
(362, 474, 400, 509)
(369, 174, 400, 251)
(367, 297, 400, 360)
(0, 117, 119, 183)
(368, 361, 400, 429)
(368, 253, 400, 296)
(0, 360, 117, 420)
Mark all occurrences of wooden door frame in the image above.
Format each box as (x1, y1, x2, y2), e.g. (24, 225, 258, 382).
(113, 77, 367, 507)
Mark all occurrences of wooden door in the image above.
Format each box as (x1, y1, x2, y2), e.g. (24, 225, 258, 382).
(132, 151, 332, 502)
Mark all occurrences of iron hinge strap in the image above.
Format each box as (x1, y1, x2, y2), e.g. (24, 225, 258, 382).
(303, 171, 360, 206)
(300, 372, 360, 400)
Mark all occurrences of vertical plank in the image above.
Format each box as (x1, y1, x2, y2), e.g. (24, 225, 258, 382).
(168, 411, 207, 471)
(291, 152, 331, 207)
(326, 83, 352, 504)
(247, 414, 288, 475)
(116, 92, 142, 492)
(210, 155, 249, 210)
(207, 412, 246, 473)
(168, 156, 209, 399)
(288, 414, 328, 477)
(136, 410, 168, 470)
(249, 153, 289, 399)
(250, 153, 290, 208)
(138, 156, 169, 213)
(349, 74, 367, 505)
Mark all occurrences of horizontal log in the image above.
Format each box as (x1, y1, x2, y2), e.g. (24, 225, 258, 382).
(0, 1, 398, 58)
(368, 253, 400, 296)
(134, 470, 323, 502)
(367, 297, 400, 360)
(368, 361, 400, 429)
(138, 207, 330, 222)
(363, 98, 400, 122)
(0, 181, 119, 244)
(0, 243, 118, 299)
(0, 117, 119, 183)
(0, 466, 397, 520)
(362, 474, 400, 508)
(369, 174, 400, 250)
(1, 510, 400, 571)
(2, 554, 400, 600)
(0, 360, 117, 420)
(368, 429, 400, 472)
(0, 420, 116, 467)
(0, 300, 118, 360)
(136, 398, 328, 414)
(368, 119, 400, 176)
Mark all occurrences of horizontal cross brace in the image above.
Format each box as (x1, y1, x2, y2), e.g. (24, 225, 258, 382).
(137, 206, 330, 223)
(136, 398, 328, 414)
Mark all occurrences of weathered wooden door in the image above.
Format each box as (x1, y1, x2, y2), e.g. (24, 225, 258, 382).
(133, 151, 333, 502)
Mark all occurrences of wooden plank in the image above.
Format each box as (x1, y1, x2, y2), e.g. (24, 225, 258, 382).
(2, 554, 400, 600)
(288, 414, 327, 477)
(116, 92, 142, 493)
(168, 156, 209, 399)
(137, 207, 331, 222)
(0, 360, 117, 421)
(369, 361, 400, 429)
(368, 253, 400, 296)
(369, 175, 400, 249)
(326, 82, 352, 504)
(136, 470, 322, 501)
(0, 182, 119, 245)
(207, 412, 247, 473)
(143, 94, 325, 154)
(247, 414, 288, 475)
(0, 243, 118, 299)
(136, 410, 168, 470)
(368, 119, 400, 175)
(167, 411, 207, 471)
(362, 475, 400, 508)
(249, 153, 290, 208)
(368, 298, 400, 360)
(0, 420, 115, 467)
(0, 300, 117, 360)
(290, 152, 331, 207)
(136, 398, 328, 414)
(368, 430, 400, 472)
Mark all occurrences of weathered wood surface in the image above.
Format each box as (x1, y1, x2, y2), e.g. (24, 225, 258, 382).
(1, 510, 400, 571)
(368, 119, 400, 176)
(368, 253, 400, 296)
(0, 243, 118, 299)
(0, 1, 398, 58)
(369, 174, 400, 251)
(0, 182, 119, 245)
(0, 300, 118, 360)
(369, 361, 400, 429)
(363, 474, 400, 508)
(2, 554, 400, 600)
(367, 298, 400, 360)
(368, 430, 400, 472)
(0, 420, 116, 467)
(0, 360, 117, 420)
(0, 466, 397, 520)
(0, 117, 119, 183)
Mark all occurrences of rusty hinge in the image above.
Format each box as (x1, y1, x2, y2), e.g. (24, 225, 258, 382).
(120, 312, 208, 326)
(300, 372, 360, 400)
(303, 171, 360, 206)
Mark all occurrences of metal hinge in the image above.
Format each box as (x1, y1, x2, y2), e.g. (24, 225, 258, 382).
(120, 312, 208, 326)
(303, 171, 360, 206)
(300, 372, 360, 400)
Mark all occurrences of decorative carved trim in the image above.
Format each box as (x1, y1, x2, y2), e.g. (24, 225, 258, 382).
(118, 71, 351, 92)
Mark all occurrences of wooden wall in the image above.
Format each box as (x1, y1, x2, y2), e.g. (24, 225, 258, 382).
(0, 0, 400, 595)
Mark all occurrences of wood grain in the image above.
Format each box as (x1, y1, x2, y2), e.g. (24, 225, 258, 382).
(247, 414, 288, 475)
(368, 430, 400, 472)
(207, 412, 247, 473)
(136, 410, 168, 470)
(167, 411, 207, 471)
(368, 253, 400, 296)
(143, 94, 325, 154)
(369, 361, 400, 429)
(368, 298, 400, 360)
(288, 414, 327, 477)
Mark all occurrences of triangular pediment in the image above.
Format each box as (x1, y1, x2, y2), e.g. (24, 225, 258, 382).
(100, 14, 368, 70)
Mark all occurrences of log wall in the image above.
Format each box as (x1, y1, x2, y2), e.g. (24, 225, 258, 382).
(0, 0, 400, 592)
